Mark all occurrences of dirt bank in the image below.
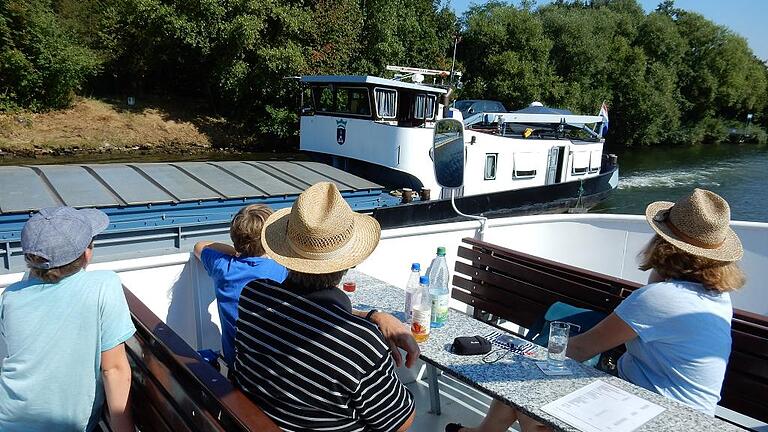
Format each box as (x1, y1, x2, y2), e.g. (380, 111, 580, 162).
(0, 97, 265, 161)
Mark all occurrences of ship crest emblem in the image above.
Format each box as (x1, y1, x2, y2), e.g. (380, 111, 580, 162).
(336, 119, 347, 145)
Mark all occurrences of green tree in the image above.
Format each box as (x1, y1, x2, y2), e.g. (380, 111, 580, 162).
(459, 2, 561, 109)
(0, 0, 101, 110)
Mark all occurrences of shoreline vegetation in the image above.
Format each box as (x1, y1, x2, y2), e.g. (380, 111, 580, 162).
(1, 0, 767, 161)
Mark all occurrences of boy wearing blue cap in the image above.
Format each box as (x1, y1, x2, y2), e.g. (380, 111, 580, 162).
(0, 207, 135, 432)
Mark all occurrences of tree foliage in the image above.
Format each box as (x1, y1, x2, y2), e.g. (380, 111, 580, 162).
(0, 0, 766, 146)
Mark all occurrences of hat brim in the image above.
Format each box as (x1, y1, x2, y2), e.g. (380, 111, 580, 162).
(645, 201, 743, 262)
(261, 207, 381, 274)
(79, 208, 110, 237)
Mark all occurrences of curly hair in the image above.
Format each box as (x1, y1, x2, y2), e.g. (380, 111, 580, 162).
(638, 235, 746, 293)
(230, 204, 273, 257)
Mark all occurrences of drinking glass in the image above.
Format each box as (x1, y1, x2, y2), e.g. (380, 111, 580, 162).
(547, 321, 570, 370)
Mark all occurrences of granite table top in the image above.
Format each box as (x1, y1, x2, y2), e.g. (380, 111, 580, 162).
(347, 269, 742, 432)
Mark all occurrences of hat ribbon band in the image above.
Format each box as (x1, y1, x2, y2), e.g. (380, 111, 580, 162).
(666, 220, 725, 250)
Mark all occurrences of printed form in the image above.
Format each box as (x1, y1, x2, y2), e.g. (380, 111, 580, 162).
(541, 380, 665, 432)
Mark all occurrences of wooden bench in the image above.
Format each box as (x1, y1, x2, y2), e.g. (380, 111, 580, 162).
(114, 287, 280, 432)
(452, 237, 768, 427)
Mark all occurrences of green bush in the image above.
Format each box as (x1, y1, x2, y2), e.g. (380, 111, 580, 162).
(0, 1, 102, 111)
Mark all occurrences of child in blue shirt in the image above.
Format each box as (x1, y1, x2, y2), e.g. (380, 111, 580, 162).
(194, 204, 288, 368)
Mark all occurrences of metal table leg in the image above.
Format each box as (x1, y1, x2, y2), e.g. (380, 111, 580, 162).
(427, 364, 441, 415)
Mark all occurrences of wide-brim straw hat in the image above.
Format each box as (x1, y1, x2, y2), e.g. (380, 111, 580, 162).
(261, 182, 381, 274)
(645, 188, 743, 262)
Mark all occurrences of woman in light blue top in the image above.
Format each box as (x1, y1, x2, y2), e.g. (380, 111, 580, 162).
(448, 189, 746, 432)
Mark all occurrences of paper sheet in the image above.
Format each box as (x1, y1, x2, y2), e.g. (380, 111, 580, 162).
(541, 380, 665, 432)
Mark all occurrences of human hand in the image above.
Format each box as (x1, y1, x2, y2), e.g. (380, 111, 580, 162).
(369, 311, 421, 368)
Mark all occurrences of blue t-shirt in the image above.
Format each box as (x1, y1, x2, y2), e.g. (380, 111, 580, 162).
(615, 280, 732, 415)
(0, 270, 135, 431)
(200, 248, 287, 366)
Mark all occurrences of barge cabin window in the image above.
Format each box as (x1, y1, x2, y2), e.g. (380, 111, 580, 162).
(307, 82, 440, 125)
(484, 154, 497, 180)
(313, 85, 372, 117)
(375, 88, 397, 118)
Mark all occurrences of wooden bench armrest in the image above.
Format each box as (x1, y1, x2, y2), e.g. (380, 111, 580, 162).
(123, 286, 279, 432)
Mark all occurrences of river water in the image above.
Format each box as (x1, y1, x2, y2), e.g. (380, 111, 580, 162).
(592, 144, 768, 223)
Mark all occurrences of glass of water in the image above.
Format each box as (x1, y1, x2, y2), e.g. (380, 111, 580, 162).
(547, 322, 570, 370)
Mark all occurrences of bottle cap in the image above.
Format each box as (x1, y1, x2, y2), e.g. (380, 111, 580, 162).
(342, 282, 356, 292)
(411, 263, 420, 271)
(437, 246, 446, 256)
(419, 275, 430, 285)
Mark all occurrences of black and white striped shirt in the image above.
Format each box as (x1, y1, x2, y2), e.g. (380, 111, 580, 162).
(234, 279, 415, 432)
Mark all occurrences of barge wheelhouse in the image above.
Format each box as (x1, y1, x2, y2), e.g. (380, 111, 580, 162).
(299, 74, 613, 201)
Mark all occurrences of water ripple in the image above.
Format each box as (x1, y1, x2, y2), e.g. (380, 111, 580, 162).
(618, 162, 736, 190)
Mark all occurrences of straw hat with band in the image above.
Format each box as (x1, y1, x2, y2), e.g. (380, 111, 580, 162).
(261, 182, 381, 274)
(645, 188, 743, 262)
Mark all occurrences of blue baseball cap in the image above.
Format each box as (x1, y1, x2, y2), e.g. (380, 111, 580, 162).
(21, 207, 110, 269)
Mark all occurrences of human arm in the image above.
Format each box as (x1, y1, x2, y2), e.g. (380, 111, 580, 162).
(193, 241, 238, 260)
(101, 343, 134, 432)
(352, 355, 415, 431)
(567, 312, 637, 362)
(352, 309, 420, 368)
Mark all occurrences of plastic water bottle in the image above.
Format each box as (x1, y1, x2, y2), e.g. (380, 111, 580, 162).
(427, 246, 450, 328)
(411, 275, 431, 343)
(404, 263, 421, 324)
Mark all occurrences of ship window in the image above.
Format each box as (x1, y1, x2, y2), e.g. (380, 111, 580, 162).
(426, 95, 436, 119)
(515, 169, 537, 178)
(316, 86, 334, 112)
(313, 86, 371, 116)
(335, 87, 371, 116)
(375, 88, 397, 118)
(513, 152, 538, 179)
(571, 151, 590, 175)
(589, 150, 601, 173)
(414, 94, 437, 120)
(484, 154, 497, 180)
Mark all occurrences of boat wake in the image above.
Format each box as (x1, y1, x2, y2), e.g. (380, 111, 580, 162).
(618, 163, 736, 190)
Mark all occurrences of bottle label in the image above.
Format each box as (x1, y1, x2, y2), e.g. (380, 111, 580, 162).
(411, 306, 431, 337)
(431, 294, 449, 325)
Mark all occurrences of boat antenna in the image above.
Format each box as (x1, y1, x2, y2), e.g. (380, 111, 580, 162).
(449, 34, 461, 85)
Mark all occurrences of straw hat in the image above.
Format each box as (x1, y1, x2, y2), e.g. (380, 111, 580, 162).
(261, 182, 381, 274)
(645, 188, 743, 262)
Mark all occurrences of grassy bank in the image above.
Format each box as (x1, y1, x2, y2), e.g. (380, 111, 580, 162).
(0, 97, 263, 160)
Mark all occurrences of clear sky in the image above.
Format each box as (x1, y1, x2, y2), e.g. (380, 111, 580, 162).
(449, 0, 768, 61)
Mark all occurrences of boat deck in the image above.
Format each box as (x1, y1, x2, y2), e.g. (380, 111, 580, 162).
(0, 161, 395, 273)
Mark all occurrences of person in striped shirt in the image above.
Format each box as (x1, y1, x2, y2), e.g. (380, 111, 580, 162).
(234, 182, 416, 432)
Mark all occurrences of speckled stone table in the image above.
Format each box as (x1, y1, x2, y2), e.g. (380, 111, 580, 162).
(348, 269, 742, 432)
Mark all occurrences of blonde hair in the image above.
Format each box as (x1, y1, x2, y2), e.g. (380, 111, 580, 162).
(639, 235, 746, 293)
(230, 204, 273, 257)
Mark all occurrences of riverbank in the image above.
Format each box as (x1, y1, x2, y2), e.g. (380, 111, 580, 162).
(0, 97, 269, 160)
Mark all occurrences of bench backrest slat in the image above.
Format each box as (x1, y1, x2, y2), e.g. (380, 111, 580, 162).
(452, 237, 768, 425)
(457, 245, 625, 313)
(452, 278, 544, 329)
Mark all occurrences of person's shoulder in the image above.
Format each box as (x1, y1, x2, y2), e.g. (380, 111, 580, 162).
(201, 246, 231, 263)
(1, 278, 35, 296)
(81, 270, 121, 284)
